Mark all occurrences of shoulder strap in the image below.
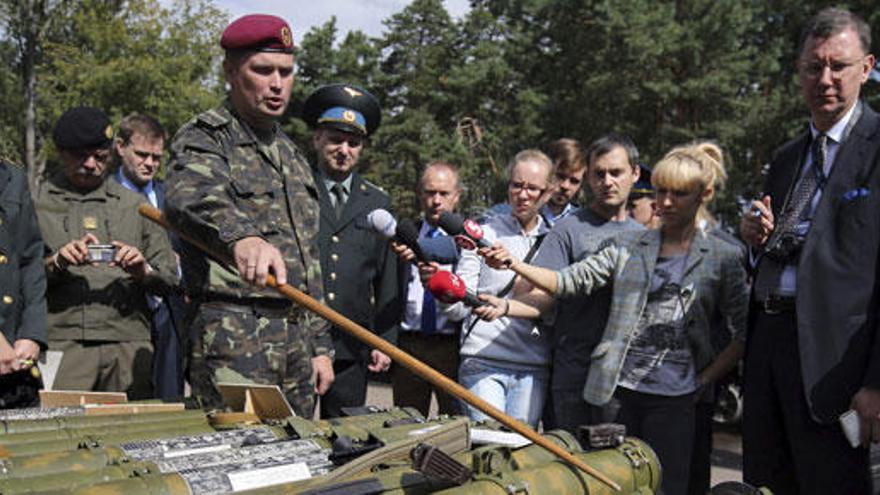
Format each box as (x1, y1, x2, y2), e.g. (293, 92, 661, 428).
(460, 233, 546, 343)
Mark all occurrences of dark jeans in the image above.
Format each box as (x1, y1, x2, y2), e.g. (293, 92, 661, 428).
(391, 331, 459, 416)
(742, 310, 870, 495)
(615, 387, 696, 495)
(552, 387, 610, 436)
(320, 359, 368, 419)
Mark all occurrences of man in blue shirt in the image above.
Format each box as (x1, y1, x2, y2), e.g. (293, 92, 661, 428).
(114, 113, 184, 400)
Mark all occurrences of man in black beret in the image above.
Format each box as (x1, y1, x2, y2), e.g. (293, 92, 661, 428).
(302, 84, 401, 418)
(34, 106, 177, 398)
(165, 14, 335, 416)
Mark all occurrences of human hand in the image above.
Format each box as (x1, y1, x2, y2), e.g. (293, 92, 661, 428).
(110, 241, 150, 278)
(0, 335, 19, 375)
(54, 233, 100, 269)
(311, 355, 335, 395)
(851, 387, 880, 446)
(479, 242, 516, 270)
(233, 236, 287, 287)
(13, 339, 40, 363)
(740, 196, 774, 248)
(367, 349, 392, 373)
(417, 262, 440, 284)
(472, 294, 507, 321)
(390, 241, 417, 263)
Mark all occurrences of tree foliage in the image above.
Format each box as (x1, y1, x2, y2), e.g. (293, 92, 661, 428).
(0, 0, 877, 225)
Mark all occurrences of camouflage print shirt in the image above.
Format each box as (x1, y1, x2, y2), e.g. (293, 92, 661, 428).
(164, 101, 332, 356)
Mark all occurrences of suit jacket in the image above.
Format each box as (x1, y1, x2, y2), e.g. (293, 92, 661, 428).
(0, 162, 47, 348)
(313, 170, 400, 362)
(555, 228, 749, 406)
(756, 102, 880, 422)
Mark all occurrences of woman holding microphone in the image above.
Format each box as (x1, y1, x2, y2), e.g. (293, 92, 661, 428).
(477, 141, 748, 494)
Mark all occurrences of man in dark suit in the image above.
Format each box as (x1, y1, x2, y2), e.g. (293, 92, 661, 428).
(740, 8, 880, 493)
(114, 113, 185, 400)
(302, 84, 401, 418)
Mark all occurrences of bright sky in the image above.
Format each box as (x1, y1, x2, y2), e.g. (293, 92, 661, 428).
(214, 0, 472, 41)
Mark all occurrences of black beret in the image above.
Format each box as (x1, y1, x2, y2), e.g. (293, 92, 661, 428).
(302, 84, 381, 136)
(221, 14, 294, 53)
(52, 106, 113, 151)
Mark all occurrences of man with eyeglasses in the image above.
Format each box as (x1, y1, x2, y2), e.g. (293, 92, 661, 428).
(740, 7, 880, 493)
(35, 106, 177, 397)
(441, 149, 553, 427)
(112, 113, 185, 400)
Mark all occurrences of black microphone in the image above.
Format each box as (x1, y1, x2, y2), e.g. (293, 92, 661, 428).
(367, 209, 461, 264)
(438, 212, 493, 249)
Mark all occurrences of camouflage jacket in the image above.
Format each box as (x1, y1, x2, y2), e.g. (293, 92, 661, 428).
(164, 101, 331, 356)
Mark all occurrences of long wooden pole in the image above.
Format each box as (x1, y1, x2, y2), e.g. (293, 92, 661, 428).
(139, 204, 622, 492)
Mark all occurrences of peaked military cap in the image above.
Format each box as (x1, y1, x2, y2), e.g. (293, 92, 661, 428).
(52, 106, 113, 150)
(302, 84, 381, 136)
(221, 14, 294, 53)
(630, 164, 654, 197)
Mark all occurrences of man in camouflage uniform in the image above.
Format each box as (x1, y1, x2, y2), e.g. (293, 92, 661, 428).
(164, 14, 334, 415)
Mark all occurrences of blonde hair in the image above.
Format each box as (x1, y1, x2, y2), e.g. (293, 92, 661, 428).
(652, 141, 727, 227)
(507, 149, 554, 185)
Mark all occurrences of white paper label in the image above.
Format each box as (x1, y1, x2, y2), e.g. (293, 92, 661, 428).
(163, 444, 231, 459)
(227, 462, 312, 491)
(470, 428, 532, 448)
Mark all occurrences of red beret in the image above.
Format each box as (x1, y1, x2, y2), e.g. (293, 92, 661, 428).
(221, 14, 294, 53)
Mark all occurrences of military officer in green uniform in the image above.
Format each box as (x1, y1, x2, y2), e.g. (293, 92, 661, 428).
(301, 84, 401, 418)
(0, 160, 46, 408)
(35, 106, 177, 398)
(164, 14, 334, 416)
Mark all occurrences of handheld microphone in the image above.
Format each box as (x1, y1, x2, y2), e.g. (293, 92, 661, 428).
(367, 209, 460, 264)
(437, 212, 493, 249)
(427, 270, 486, 307)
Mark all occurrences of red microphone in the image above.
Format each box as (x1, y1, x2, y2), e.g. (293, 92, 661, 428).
(427, 270, 485, 307)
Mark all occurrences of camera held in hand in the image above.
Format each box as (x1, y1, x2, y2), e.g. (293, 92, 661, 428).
(87, 244, 118, 263)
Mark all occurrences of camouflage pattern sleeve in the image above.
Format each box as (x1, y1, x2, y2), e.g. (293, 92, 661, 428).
(164, 111, 264, 262)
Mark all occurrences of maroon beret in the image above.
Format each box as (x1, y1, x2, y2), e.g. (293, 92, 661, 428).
(221, 14, 294, 53)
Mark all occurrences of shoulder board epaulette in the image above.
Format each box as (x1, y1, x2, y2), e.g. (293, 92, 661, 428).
(195, 108, 230, 129)
(362, 178, 386, 194)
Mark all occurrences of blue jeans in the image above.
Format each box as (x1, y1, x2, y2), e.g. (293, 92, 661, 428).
(458, 356, 548, 428)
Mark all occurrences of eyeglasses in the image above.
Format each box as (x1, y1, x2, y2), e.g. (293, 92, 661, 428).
(798, 57, 864, 78)
(508, 181, 546, 196)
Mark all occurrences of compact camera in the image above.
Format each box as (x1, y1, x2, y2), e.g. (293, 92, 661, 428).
(764, 232, 805, 263)
(87, 244, 118, 263)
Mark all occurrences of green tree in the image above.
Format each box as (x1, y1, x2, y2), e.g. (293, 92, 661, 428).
(35, 0, 227, 178)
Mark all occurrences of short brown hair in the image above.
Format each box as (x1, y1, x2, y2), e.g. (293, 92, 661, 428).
(799, 8, 871, 55)
(116, 113, 165, 144)
(547, 138, 586, 175)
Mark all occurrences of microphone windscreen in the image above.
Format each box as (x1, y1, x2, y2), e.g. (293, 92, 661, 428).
(395, 219, 421, 247)
(427, 270, 467, 304)
(437, 211, 465, 236)
(419, 235, 460, 264)
(367, 209, 396, 239)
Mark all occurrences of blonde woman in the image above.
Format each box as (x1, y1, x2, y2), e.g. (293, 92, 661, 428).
(477, 141, 748, 494)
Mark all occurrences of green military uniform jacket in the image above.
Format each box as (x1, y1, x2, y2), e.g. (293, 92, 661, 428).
(34, 171, 177, 342)
(164, 102, 332, 356)
(0, 162, 47, 347)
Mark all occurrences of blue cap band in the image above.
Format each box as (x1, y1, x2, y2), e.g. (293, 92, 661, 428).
(317, 106, 367, 134)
